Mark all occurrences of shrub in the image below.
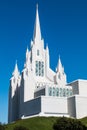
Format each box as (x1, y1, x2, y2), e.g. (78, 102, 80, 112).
(0, 124, 5, 130)
(53, 117, 87, 130)
(14, 125, 29, 130)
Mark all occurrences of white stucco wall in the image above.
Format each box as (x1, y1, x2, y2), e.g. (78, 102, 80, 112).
(78, 80, 87, 96)
(41, 96, 69, 116)
(75, 95, 87, 119)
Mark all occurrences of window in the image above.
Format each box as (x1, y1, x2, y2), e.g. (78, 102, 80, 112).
(56, 88, 59, 96)
(37, 50, 39, 56)
(66, 89, 69, 97)
(42, 62, 44, 76)
(63, 88, 66, 97)
(60, 88, 63, 97)
(48, 87, 52, 96)
(69, 89, 73, 96)
(39, 61, 41, 76)
(53, 87, 55, 96)
(35, 61, 44, 77)
(35, 61, 39, 76)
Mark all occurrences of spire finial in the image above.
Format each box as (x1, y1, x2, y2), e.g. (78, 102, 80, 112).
(26, 46, 29, 52)
(59, 54, 60, 59)
(16, 60, 17, 65)
(36, 3, 38, 9)
(56, 55, 63, 72)
(12, 60, 20, 77)
(33, 3, 41, 41)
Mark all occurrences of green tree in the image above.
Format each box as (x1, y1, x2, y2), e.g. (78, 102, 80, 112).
(53, 117, 87, 130)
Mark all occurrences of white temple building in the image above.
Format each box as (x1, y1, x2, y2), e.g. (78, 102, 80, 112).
(8, 5, 87, 123)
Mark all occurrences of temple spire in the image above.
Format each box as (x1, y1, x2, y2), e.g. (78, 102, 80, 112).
(33, 4, 41, 41)
(12, 61, 20, 77)
(57, 56, 63, 73)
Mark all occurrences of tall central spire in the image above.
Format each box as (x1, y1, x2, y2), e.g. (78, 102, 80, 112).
(33, 4, 41, 41)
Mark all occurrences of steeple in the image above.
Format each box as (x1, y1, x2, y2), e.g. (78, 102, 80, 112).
(26, 46, 29, 60)
(24, 47, 30, 69)
(12, 61, 20, 77)
(46, 44, 49, 52)
(33, 4, 41, 41)
(57, 56, 63, 73)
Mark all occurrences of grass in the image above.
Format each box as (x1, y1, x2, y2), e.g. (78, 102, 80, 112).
(80, 117, 87, 127)
(5, 116, 87, 130)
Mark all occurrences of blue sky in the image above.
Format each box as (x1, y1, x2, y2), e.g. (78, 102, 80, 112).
(0, 0, 87, 123)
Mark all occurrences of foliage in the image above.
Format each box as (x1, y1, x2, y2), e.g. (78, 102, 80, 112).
(53, 117, 87, 130)
(80, 117, 87, 127)
(5, 117, 87, 130)
(0, 124, 5, 130)
(13, 125, 29, 130)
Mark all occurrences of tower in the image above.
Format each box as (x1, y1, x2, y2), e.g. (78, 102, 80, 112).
(8, 62, 20, 123)
(55, 56, 67, 87)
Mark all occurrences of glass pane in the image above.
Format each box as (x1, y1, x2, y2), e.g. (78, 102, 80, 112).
(60, 88, 63, 97)
(37, 50, 39, 56)
(53, 87, 55, 96)
(56, 88, 59, 96)
(48, 87, 52, 96)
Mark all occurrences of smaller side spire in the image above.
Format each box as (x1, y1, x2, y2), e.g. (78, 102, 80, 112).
(12, 61, 20, 77)
(26, 46, 29, 60)
(24, 47, 31, 69)
(46, 44, 49, 51)
(57, 55, 63, 73)
(56, 56, 67, 86)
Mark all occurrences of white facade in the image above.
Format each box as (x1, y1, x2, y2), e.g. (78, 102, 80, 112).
(8, 5, 87, 123)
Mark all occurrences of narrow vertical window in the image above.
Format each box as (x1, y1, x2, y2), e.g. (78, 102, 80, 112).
(35, 61, 39, 76)
(63, 88, 66, 97)
(39, 61, 41, 76)
(60, 88, 63, 97)
(56, 88, 59, 96)
(66, 89, 69, 97)
(42, 62, 44, 76)
(37, 50, 39, 56)
(69, 89, 73, 96)
(53, 87, 55, 96)
(49, 87, 52, 96)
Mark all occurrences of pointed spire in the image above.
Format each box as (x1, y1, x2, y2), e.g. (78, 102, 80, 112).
(12, 61, 19, 77)
(26, 46, 29, 53)
(46, 44, 48, 50)
(26, 46, 29, 60)
(33, 4, 41, 41)
(25, 47, 30, 69)
(57, 55, 63, 73)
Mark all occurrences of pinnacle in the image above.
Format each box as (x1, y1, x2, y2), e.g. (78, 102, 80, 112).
(33, 4, 41, 41)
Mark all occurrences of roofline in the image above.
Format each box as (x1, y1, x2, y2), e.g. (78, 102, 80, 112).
(67, 79, 87, 85)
